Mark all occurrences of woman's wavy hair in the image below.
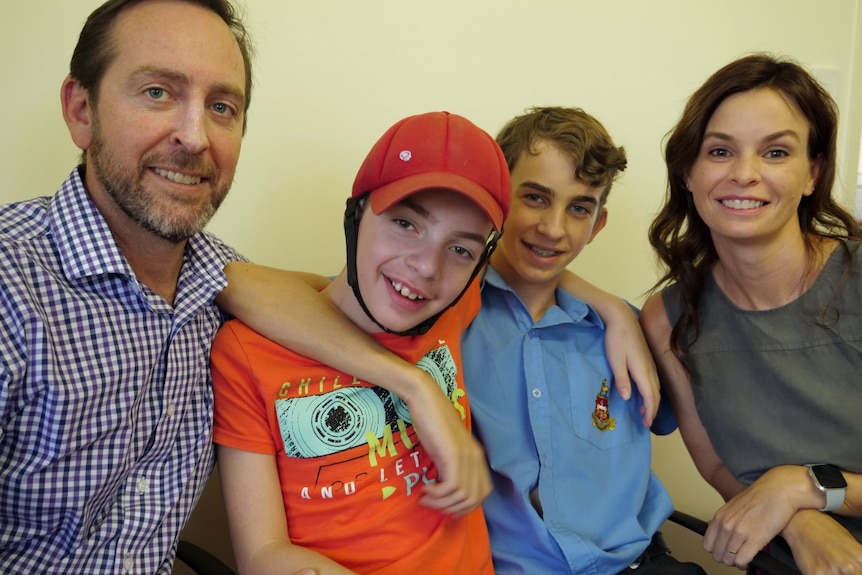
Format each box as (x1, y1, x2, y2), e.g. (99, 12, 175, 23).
(648, 53, 858, 375)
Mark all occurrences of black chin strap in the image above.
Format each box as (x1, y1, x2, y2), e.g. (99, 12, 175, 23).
(343, 193, 501, 336)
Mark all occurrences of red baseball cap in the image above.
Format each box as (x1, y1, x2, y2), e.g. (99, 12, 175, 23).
(351, 111, 510, 230)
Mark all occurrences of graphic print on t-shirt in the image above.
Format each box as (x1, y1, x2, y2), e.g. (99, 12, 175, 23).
(276, 344, 457, 458)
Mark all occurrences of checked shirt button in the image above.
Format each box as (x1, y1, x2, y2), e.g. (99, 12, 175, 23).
(136, 477, 150, 494)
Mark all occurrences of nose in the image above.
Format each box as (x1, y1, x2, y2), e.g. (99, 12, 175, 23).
(536, 206, 566, 240)
(405, 245, 443, 280)
(729, 153, 760, 187)
(171, 104, 210, 154)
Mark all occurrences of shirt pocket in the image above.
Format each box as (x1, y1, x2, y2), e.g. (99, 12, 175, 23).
(566, 353, 635, 450)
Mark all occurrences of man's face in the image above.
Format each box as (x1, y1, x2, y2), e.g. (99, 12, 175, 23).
(495, 140, 607, 290)
(83, 0, 247, 243)
(354, 189, 493, 333)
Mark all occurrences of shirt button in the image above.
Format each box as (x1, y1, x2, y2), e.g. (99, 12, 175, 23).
(167, 403, 176, 416)
(531, 388, 542, 398)
(123, 553, 134, 571)
(137, 478, 150, 493)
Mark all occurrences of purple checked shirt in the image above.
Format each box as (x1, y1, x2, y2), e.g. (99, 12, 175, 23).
(0, 168, 241, 574)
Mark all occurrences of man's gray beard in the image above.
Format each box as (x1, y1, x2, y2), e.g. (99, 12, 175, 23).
(89, 121, 228, 244)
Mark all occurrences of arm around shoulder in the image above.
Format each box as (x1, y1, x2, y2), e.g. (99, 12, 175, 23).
(216, 262, 491, 515)
(558, 269, 659, 425)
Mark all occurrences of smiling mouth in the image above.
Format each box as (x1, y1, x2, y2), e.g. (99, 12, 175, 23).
(721, 199, 764, 210)
(528, 243, 562, 258)
(154, 168, 202, 185)
(390, 279, 425, 301)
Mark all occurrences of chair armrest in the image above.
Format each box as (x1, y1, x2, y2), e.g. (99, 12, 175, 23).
(667, 510, 800, 575)
(176, 540, 238, 575)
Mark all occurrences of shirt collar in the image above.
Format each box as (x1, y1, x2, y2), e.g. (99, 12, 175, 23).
(47, 167, 230, 301)
(483, 266, 605, 329)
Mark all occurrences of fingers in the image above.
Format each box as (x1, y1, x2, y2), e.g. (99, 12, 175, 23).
(705, 516, 756, 569)
(607, 352, 633, 401)
(715, 541, 755, 569)
(420, 478, 489, 517)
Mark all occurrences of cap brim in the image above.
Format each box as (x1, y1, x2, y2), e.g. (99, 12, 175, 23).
(367, 171, 504, 230)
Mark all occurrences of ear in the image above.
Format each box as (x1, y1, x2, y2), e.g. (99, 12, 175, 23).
(683, 175, 693, 192)
(61, 75, 94, 151)
(587, 207, 608, 244)
(805, 155, 824, 196)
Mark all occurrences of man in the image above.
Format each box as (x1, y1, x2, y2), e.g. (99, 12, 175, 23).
(1, 3, 488, 572)
(462, 106, 706, 574)
(0, 1, 251, 572)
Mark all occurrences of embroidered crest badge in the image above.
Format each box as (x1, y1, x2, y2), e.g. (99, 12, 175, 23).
(592, 379, 616, 432)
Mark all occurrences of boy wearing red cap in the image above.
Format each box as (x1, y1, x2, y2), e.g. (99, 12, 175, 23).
(210, 112, 506, 574)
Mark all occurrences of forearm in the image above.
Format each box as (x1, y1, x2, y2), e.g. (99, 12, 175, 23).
(837, 469, 862, 517)
(780, 508, 862, 574)
(745, 465, 862, 518)
(238, 542, 357, 575)
(217, 263, 428, 401)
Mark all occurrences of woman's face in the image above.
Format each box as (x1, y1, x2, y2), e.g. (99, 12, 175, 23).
(685, 87, 820, 247)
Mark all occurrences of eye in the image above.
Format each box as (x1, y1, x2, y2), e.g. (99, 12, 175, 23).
(146, 87, 166, 99)
(707, 147, 730, 157)
(765, 149, 789, 159)
(523, 192, 546, 205)
(212, 101, 236, 116)
(392, 218, 416, 231)
(569, 204, 592, 216)
(450, 245, 476, 260)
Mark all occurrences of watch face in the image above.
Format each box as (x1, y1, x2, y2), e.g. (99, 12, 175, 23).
(812, 464, 848, 489)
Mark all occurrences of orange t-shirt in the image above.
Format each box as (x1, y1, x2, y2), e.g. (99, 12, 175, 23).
(211, 283, 492, 575)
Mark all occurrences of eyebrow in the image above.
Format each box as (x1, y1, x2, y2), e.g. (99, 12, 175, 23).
(520, 180, 554, 196)
(520, 180, 600, 205)
(400, 197, 489, 245)
(703, 129, 802, 143)
(129, 66, 246, 105)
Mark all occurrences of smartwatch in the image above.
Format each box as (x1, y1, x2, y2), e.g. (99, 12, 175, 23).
(806, 464, 847, 512)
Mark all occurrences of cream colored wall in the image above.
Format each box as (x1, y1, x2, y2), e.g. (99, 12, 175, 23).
(3, 2, 862, 574)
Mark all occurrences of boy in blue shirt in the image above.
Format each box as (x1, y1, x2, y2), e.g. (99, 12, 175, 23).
(462, 107, 706, 574)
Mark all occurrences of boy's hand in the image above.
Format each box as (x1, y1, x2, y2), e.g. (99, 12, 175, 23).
(604, 306, 659, 427)
(403, 370, 492, 517)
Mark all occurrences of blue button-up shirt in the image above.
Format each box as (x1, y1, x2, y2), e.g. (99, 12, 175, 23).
(0, 168, 241, 574)
(462, 268, 675, 575)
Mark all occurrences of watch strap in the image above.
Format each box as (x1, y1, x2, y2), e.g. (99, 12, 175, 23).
(822, 485, 845, 512)
(806, 464, 847, 512)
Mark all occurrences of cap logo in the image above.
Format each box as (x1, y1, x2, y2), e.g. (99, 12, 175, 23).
(398, 150, 412, 162)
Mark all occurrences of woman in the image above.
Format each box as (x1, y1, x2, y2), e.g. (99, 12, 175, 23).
(641, 53, 862, 575)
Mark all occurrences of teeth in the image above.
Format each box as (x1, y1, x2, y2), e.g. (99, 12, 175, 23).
(391, 280, 424, 301)
(155, 168, 201, 185)
(722, 199, 763, 210)
(532, 247, 557, 257)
